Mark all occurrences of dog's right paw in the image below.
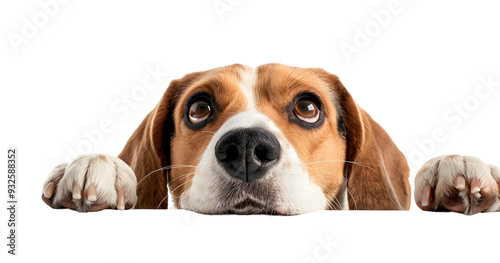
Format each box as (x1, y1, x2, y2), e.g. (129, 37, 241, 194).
(415, 155, 500, 215)
(42, 154, 138, 212)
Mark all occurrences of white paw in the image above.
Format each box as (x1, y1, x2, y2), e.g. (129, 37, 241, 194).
(42, 154, 138, 212)
(415, 155, 500, 215)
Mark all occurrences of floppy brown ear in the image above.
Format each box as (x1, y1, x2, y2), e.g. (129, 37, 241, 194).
(118, 72, 200, 209)
(323, 72, 411, 210)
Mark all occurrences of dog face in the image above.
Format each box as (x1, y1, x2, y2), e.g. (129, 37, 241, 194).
(152, 63, 354, 215)
(42, 63, 410, 213)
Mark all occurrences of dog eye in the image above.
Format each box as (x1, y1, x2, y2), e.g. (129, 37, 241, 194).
(293, 99, 320, 123)
(188, 100, 212, 124)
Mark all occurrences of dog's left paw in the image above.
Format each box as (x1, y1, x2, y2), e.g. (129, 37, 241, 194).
(415, 155, 500, 215)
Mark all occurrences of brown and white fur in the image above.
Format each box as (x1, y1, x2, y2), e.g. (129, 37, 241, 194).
(41, 63, 500, 215)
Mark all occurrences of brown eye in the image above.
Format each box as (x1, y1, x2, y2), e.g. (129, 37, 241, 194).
(188, 100, 212, 124)
(293, 99, 320, 123)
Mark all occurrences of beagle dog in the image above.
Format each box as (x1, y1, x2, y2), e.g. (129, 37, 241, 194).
(41, 63, 500, 215)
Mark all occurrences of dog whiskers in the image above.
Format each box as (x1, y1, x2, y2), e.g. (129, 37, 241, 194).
(300, 154, 338, 160)
(157, 193, 170, 209)
(157, 177, 194, 209)
(168, 172, 195, 185)
(347, 188, 358, 210)
(309, 176, 343, 210)
(178, 183, 193, 208)
(305, 165, 359, 210)
(138, 165, 196, 186)
(301, 154, 383, 167)
(303, 159, 381, 174)
(170, 177, 194, 198)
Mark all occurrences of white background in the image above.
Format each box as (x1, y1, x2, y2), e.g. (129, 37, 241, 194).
(1, 0, 500, 262)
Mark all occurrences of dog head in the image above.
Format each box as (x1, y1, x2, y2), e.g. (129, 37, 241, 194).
(123, 63, 409, 214)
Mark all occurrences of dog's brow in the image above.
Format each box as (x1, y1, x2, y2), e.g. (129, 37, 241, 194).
(284, 70, 316, 89)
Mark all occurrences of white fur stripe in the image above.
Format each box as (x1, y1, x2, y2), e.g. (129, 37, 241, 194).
(238, 67, 257, 111)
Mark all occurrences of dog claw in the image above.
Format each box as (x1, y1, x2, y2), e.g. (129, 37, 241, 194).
(44, 182, 55, 199)
(117, 188, 126, 210)
(454, 175, 466, 191)
(470, 178, 482, 199)
(421, 184, 431, 207)
(86, 185, 97, 202)
(72, 182, 81, 200)
(470, 178, 481, 194)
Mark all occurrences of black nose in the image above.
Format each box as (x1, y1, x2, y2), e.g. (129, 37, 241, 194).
(215, 128, 281, 182)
